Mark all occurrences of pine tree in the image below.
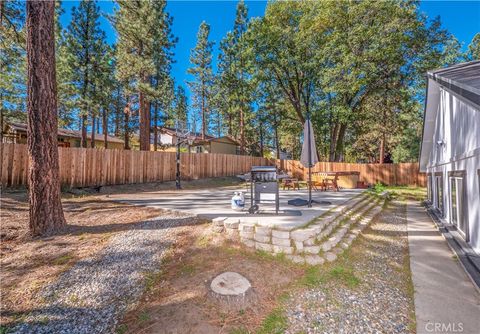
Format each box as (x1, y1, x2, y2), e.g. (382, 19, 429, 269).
(26, 0, 66, 235)
(0, 0, 26, 135)
(187, 21, 214, 139)
(64, 0, 107, 147)
(217, 0, 254, 153)
(115, 0, 157, 150)
(174, 85, 188, 123)
(55, 0, 75, 128)
(466, 33, 480, 60)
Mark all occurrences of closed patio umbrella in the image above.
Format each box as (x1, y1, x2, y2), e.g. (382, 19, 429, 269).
(300, 114, 319, 207)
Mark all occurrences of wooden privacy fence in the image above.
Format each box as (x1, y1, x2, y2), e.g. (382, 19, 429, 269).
(0, 143, 270, 188)
(275, 160, 426, 187)
(1, 143, 425, 189)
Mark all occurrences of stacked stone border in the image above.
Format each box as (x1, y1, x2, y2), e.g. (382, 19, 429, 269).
(212, 192, 386, 265)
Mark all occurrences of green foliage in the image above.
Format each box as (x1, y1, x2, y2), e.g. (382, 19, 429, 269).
(187, 21, 214, 137)
(329, 266, 361, 288)
(257, 308, 288, 334)
(115, 324, 128, 334)
(373, 182, 387, 194)
(229, 327, 249, 334)
(0, 0, 26, 123)
(242, 1, 456, 161)
(214, 0, 256, 151)
(64, 0, 107, 115)
(466, 33, 480, 61)
(302, 266, 325, 287)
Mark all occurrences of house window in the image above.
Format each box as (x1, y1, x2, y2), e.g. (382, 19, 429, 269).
(196, 146, 203, 153)
(449, 171, 467, 239)
(435, 175, 443, 216)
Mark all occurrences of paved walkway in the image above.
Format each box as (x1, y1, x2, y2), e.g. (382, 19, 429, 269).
(407, 202, 480, 334)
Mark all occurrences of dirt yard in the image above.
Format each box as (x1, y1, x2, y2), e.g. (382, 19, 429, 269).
(0, 190, 164, 327)
(117, 229, 304, 334)
(1, 185, 424, 333)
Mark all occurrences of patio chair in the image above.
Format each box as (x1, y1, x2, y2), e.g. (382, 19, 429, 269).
(282, 178, 300, 190)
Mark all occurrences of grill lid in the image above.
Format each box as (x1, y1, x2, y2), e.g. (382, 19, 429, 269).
(251, 166, 277, 173)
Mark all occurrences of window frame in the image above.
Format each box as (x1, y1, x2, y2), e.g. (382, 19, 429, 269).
(448, 170, 468, 241)
(434, 172, 444, 217)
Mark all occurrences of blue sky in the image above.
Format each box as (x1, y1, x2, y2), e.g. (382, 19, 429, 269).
(60, 0, 480, 100)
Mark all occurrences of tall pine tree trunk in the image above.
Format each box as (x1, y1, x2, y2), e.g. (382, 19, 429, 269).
(201, 82, 206, 140)
(139, 86, 150, 151)
(379, 133, 385, 163)
(124, 100, 130, 150)
(81, 114, 87, 147)
(153, 102, 158, 151)
(259, 121, 264, 157)
(114, 86, 121, 137)
(90, 115, 96, 148)
(103, 108, 108, 149)
(240, 105, 245, 155)
(26, 0, 66, 236)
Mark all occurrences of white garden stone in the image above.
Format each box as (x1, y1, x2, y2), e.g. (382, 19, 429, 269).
(303, 246, 321, 254)
(273, 245, 294, 255)
(224, 219, 240, 229)
(291, 228, 316, 242)
(255, 242, 273, 252)
(212, 217, 227, 227)
(325, 252, 337, 262)
(272, 230, 290, 239)
(239, 223, 255, 233)
(241, 238, 255, 248)
(294, 241, 304, 252)
(305, 255, 325, 266)
(272, 237, 291, 247)
(287, 255, 305, 264)
(240, 231, 254, 239)
(303, 238, 316, 246)
(254, 234, 271, 243)
(321, 242, 332, 252)
(255, 226, 272, 236)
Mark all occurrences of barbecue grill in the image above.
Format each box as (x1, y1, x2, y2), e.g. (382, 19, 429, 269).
(249, 166, 279, 214)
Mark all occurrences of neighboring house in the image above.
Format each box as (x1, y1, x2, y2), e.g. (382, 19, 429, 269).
(146, 127, 241, 154)
(419, 61, 480, 253)
(2, 122, 124, 149)
(190, 136, 240, 155)
(268, 147, 293, 160)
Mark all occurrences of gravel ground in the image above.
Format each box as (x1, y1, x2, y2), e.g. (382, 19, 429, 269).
(285, 200, 414, 334)
(11, 212, 200, 334)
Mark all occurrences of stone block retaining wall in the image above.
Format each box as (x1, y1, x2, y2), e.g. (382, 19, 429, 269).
(212, 192, 386, 265)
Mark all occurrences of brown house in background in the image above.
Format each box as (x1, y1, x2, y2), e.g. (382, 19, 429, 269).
(2, 122, 124, 149)
(190, 136, 240, 155)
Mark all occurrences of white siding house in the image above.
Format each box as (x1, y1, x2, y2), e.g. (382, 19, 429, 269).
(419, 61, 480, 253)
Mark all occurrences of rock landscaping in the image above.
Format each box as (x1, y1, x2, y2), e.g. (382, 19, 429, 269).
(284, 200, 415, 334)
(214, 192, 386, 266)
(11, 212, 201, 334)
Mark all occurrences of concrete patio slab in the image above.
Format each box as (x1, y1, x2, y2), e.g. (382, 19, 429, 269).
(407, 202, 480, 334)
(107, 187, 364, 230)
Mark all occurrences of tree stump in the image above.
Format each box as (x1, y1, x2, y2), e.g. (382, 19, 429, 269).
(209, 272, 253, 309)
